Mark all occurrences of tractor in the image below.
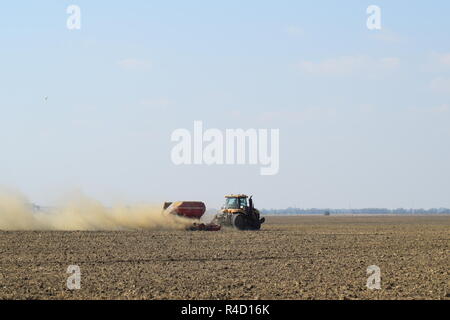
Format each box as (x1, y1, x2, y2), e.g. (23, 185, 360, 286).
(213, 194, 265, 230)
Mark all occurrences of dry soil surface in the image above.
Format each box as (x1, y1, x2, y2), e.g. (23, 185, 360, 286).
(0, 215, 448, 299)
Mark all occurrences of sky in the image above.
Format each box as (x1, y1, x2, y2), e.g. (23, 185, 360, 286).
(0, 1, 449, 209)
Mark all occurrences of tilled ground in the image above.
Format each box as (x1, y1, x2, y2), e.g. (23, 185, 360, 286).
(0, 215, 448, 300)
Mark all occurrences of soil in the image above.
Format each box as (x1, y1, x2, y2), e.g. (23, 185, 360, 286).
(0, 215, 448, 299)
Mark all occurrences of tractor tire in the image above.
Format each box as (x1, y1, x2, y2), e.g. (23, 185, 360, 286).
(231, 214, 247, 230)
(248, 220, 261, 231)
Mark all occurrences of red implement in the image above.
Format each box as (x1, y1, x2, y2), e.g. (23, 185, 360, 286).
(163, 201, 205, 219)
(163, 201, 221, 231)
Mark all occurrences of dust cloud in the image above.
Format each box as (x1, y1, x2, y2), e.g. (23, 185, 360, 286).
(0, 191, 192, 231)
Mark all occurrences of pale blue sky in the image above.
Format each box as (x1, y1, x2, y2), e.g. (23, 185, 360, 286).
(1, 1, 449, 209)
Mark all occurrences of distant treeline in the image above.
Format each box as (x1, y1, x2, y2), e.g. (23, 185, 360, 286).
(260, 207, 450, 215)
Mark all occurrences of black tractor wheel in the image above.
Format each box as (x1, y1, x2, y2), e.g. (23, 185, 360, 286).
(247, 220, 261, 231)
(231, 214, 247, 230)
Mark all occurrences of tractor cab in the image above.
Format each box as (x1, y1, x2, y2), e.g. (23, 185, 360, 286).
(223, 195, 248, 209)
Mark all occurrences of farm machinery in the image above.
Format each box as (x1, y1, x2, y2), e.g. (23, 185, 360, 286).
(163, 194, 265, 231)
(213, 194, 265, 230)
(163, 201, 221, 231)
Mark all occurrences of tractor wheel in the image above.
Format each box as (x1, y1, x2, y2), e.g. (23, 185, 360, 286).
(248, 220, 261, 231)
(231, 214, 247, 230)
